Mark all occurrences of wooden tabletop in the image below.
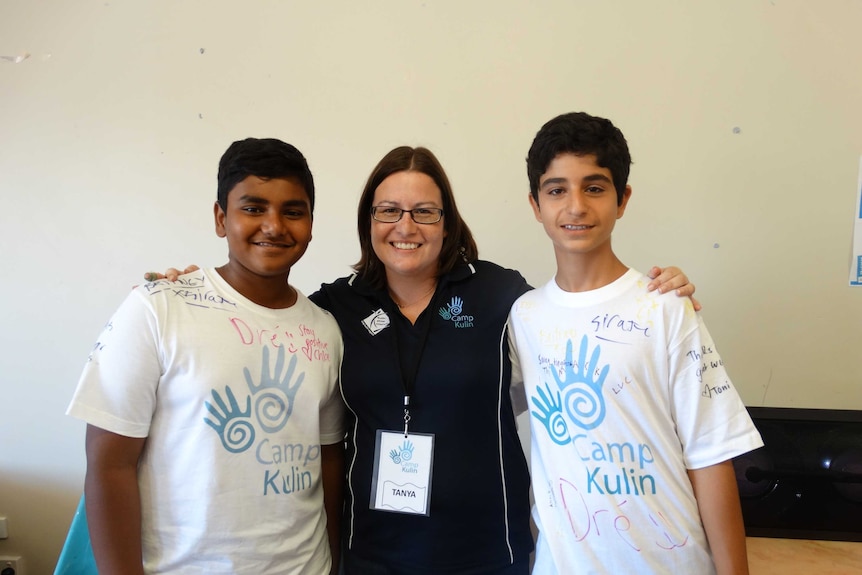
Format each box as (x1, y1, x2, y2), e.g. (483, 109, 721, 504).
(747, 537, 862, 574)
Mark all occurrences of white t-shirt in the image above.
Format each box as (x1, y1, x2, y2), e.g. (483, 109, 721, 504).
(508, 269, 762, 575)
(68, 268, 344, 574)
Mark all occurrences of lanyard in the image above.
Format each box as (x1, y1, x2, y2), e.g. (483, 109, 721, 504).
(390, 289, 438, 437)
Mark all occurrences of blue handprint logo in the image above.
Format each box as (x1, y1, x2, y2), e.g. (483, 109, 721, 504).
(531, 383, 571, 445)
(204, 345, 305, 453)
(557, 336, 608, 430)
(204, 386, 255, 453)
(530, 336, 608, 442)
(438, 296, 463, 320)
(389, 440, 414, 464)
(244, 345, 304, 433)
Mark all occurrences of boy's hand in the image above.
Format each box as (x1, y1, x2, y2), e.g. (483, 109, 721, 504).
(143, 265, 200, 282)
(646, 266, 701, 311)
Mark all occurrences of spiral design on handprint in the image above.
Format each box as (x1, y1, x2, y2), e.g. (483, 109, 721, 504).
(222, 418, 255, 453)
(392, 455, 402, 464)
(449, 301, 462, 315)
(255, 391, 289, 433)
(564, 384, 605, 430)
(400, 449, 412, 461)
(546, 410, 571, 445)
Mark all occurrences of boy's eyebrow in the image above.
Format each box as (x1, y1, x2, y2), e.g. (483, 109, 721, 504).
(236, 195, 309, 208)
(236, 194, 268, 203)
(540, 173, 613, 189)
(540, 177, 567, 189)
(280, 198, 311, 208)
(582, 173, 613, 184)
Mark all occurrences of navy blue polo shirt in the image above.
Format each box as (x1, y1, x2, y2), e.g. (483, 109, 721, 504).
(311, 260, 533, 574)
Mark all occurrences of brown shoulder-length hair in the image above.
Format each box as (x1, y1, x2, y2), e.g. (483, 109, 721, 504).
(353, 146, 479, 289)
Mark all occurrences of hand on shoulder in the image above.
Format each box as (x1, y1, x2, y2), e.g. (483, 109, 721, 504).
(646, 266, 701, 311)
(143, 265, 200, 282)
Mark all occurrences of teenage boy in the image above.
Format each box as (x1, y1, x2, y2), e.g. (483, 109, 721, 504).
(508, 113, 762, 574)
(67, 138, 345, 574)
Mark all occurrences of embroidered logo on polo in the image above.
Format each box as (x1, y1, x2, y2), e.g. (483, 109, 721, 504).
(438, 296, 474, 328)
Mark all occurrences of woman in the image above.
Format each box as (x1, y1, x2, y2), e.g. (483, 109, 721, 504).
(156, 146, 693, 574)
(310, 147, 534, 574)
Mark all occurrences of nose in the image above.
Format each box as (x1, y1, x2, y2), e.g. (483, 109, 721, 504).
(394, 211, 419, 233)
(566, 191, 588, 215)
(261, 210, 286, 236)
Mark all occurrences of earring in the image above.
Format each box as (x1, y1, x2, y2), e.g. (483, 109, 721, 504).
(459, 246, 468, 263)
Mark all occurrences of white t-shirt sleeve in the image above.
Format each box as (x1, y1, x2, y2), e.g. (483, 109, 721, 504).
(670, 315, 763, 469)
(506, 315, 528, 416)
(317, 370, 345, 445)
(67, 289, 161, 438)
(316, 314, 345, 446)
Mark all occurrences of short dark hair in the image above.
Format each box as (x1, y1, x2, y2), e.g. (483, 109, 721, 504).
(353, 146, 478, 289)
(217, 138, 315, 211)
(527, 112, 631, 205)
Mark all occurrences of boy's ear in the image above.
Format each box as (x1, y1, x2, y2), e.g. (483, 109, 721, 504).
(617, 185, 633, 219)
(214, 201, 227, 238)
(528, 192, 542, 222)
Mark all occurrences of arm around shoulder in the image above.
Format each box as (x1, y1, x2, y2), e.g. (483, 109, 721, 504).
(84, 424, 147, 575)
(688, 460, 750, 575)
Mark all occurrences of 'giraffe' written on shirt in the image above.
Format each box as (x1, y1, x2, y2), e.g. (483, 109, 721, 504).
(591, 312, 651, 338)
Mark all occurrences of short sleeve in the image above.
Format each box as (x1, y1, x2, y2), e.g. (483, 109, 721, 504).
(66, 290, 161, 438)
(507, 315, 528, 416)
(670, 316, 763, 469)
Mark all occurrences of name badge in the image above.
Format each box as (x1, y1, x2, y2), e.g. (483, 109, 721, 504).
(370, 430, 435, 515)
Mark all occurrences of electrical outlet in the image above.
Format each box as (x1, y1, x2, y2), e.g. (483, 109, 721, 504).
(0, 556, 23, 575)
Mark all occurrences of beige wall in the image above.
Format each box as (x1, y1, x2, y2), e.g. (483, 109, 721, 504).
(2, 1, 861, 572)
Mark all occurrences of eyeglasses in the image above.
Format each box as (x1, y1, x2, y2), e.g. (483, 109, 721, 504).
(371, 206, 444, 224)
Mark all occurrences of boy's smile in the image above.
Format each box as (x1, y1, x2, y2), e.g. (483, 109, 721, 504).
(214, 175, 312, 299)
(530, 153, 630, 261)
